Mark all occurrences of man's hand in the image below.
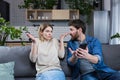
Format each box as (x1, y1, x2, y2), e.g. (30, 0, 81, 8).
(69, 48, 78, 58)
(76, 48, 99, 64)
(76, 47, 89, 59)
(68, 48, 79, 64)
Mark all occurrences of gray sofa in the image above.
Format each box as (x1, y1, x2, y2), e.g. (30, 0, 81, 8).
(0, 45, 120, 80)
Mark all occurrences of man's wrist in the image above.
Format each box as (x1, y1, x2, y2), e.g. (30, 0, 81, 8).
(71, 55, 78, 61)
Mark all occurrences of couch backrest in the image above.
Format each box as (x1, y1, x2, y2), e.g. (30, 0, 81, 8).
(60, 47, 71, 77)
(0, 44, 119, 79)
(0, 46, 71, 78)
(0, 46, 36, 78)
(102, 45, 120, 71)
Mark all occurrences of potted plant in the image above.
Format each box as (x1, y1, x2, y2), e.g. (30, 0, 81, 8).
(65, 0, 96, 23)
(18, 0, 57, 9)
(0, 17, 28, 46)
(111, 33, 120, 40)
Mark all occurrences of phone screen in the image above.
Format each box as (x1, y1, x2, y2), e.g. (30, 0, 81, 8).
(79, 43, 87, 49)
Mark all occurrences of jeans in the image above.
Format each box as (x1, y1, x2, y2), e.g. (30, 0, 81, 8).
(80, 71, 120, 80)
(36, 69, 65, 80)
(81, 72, 98, 80)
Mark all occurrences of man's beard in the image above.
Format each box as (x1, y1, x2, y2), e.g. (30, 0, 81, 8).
(71, 32, 79, 41)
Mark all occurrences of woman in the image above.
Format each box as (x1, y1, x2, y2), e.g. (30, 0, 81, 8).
(26, 23, 69, 80)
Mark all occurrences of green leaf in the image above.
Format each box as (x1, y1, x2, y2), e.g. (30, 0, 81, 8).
(111, 33, 120, 39)
(0, 17, 28, 46)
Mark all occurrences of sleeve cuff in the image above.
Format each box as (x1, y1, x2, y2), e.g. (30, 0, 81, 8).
(67, 58, 77, 66)
(94, 55, 101, 63)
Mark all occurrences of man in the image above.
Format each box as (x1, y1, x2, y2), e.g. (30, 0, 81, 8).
(66, 20, 120, 80)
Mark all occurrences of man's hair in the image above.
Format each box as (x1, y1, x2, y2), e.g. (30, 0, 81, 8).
(68, 20, 86, 34)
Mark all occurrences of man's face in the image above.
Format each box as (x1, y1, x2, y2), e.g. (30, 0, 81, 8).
(69, 26, 79, 40)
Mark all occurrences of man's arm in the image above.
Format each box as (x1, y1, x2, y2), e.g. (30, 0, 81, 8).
(67, 42, 78, 66)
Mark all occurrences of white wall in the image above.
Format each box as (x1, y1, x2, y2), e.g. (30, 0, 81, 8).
(7, 26, 71, 41)
(104, 0, 111, 11)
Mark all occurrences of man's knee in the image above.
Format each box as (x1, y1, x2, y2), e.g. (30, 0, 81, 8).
(110, 71, 120, 80)
(81, 74, 98, 80)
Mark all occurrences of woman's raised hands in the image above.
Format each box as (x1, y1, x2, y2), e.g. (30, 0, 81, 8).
(26, 33, 35, 42)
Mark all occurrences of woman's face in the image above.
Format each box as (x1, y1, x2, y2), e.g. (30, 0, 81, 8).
(42, 26, 53, 41)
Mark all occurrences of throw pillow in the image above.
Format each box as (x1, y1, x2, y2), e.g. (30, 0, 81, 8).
(0, 61, 15, 80)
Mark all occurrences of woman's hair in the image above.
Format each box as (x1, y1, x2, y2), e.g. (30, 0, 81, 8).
(38, 23, 53, 41)
(68, 19, 86, 34)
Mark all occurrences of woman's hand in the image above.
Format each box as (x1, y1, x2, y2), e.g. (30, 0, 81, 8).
(26, 33, 35, 42)
(59, 32, 70, 42)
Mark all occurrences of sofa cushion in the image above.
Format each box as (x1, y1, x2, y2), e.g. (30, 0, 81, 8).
(0, 61, 15, 80)
(15, 77, 35, 80)
(60, 47, 71, 77)
(0, 46, 36, 77)
(102, 45, 120, 71)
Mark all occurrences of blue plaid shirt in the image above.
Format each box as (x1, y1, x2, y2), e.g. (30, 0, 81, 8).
(67, 35, 116, 79)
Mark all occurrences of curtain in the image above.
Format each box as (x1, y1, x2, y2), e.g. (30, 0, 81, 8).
(110, 0, 120, 44)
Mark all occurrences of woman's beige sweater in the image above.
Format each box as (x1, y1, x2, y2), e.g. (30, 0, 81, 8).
(29, 38, 65, 75)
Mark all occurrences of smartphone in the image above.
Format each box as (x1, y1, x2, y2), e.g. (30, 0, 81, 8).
(79, 43, 87, 49)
